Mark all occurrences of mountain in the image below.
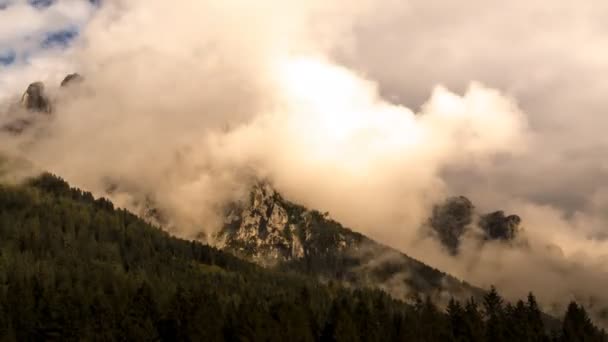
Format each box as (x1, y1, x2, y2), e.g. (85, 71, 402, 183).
(0, 173, 409, 340)
(0, 78, 521, 306)
(216, 183, 578, 333)
(1, 79, 55, 134)
(219, 183, 481, 303)
(426, 196, 523, 255)
(0, 78, 606, 340)
(1, 74, 81, 134)
(0, 172, 605, 341)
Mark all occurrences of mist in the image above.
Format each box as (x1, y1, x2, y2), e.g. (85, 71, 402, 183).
(1, 0, 607, 323)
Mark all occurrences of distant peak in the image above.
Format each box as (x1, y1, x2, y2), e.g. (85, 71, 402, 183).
(60, 73, 84, 87)
(427, 196, 522, 255)
(479, 211, 521, 241)
(21, 81, 51, 114)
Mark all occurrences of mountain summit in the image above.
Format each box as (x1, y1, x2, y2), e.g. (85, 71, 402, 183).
(219, 182, 481, 302)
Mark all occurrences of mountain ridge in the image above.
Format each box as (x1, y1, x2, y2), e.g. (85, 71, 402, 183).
(0, 77, 552, 307)
(1, 77, 607, 339)
(0, 163, 605, 340)
(219, 181, 484, 303)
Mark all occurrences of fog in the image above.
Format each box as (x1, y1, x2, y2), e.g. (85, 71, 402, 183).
(1, 0, 607, 323)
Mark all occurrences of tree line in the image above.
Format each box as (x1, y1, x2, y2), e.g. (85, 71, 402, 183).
(0, 173, 604, 341)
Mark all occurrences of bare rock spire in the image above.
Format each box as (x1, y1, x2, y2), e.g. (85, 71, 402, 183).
(21, 81, 51, 114)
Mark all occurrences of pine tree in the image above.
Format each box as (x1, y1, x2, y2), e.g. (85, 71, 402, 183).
(122, 282, 160, 341)
(484, 286, 506, 342)
(561, 302, 605, 342)
(464, 297, 484, 342)
(526, 293, 547, 341)
(447, 298, 467, 341)
(1, 174, 607, 342)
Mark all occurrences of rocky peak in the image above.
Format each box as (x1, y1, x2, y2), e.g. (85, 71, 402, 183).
(2, 73, 80, 134)
(220, 183, 481, 302)
(60, 73, 83, 87)
(2, 82, 51, 134)
(429, 196, 474, 255)
(427, 196, 522, 254)
(479, 211, 521, 241)
(221, 182, 303, 264)
(21, 81, 51, 114)
(220, 182, 359, 265)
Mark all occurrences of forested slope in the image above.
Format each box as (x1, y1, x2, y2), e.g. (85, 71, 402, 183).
(0, 173, 604, 341)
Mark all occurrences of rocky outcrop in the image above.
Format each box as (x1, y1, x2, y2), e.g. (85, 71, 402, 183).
(21, 82, 51, 114)
(219, 182, 482, 302)
(60, 73, 83, 87)
(427, 196, 522, 254)
(220, 183, 358, 264)
(2, 82, 52, 134)
(429, 196, 474, 255)
(2, 74, 80, 134)
(479, 211, 521, 241)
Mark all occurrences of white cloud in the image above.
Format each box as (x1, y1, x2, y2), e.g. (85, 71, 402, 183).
(0, 0, 93, 45)
(0, 0, 94, 101)
(1, 0, 608, 325)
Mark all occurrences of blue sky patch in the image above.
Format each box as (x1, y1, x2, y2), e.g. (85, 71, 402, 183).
(0, 50, 16, 65)
(29, 0, 54, 9)
(41, 28, 79, 49)
(0, 0, 100, 69)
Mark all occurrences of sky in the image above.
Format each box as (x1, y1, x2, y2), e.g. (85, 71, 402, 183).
(0, 0, 97, 98)
(1, 0, 608, 325)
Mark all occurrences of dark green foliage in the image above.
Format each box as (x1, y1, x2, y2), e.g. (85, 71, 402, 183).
(483, 286, 507, 341)
(0, 173, 604, 341)
(562, 302, 608, 342)
(448, 298, 470, 341)
(264, 202, 472, 297)
(463, 298, 485, 342)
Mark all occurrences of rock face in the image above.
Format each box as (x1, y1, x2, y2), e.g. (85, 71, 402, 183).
(60, 73, 83, 87)
(479, 211, 521, 241)
(2, 74, 80, 134)
(427, 196, 522, 254)
(220, 183, 482, 302)
(2, 81, 53, 134)
(429, 196, 474, 255)
(221, 183, 358, 265)
(21, 82, 51, 114)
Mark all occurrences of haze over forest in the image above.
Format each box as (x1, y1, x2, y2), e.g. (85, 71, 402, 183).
(1, 0, 608, 339)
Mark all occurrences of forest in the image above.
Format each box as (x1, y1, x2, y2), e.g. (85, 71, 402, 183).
(0, 173, 605, 341)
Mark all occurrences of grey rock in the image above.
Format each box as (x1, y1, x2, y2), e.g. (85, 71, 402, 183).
(429, 196, 474, 255)
(21, 82, 51, 113)
(60, 73, 83, 87)
(479, 211, 521, 241)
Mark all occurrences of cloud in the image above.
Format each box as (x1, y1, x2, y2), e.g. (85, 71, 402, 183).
(336, 0, 608, 214)
(0, 0, 93, 45)
(0, 50, 15, 65)
(41, 27, 78, 49)
(0, 0, 528, 235)
(321, 3, 608, 321)
(0, 0, 607, 325)
(0, 0, 95, 99)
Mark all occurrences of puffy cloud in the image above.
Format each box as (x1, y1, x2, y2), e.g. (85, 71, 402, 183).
(0, 0, 93, 46)
(0, 0, 95, 100)
(1, 0, 607, 325)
